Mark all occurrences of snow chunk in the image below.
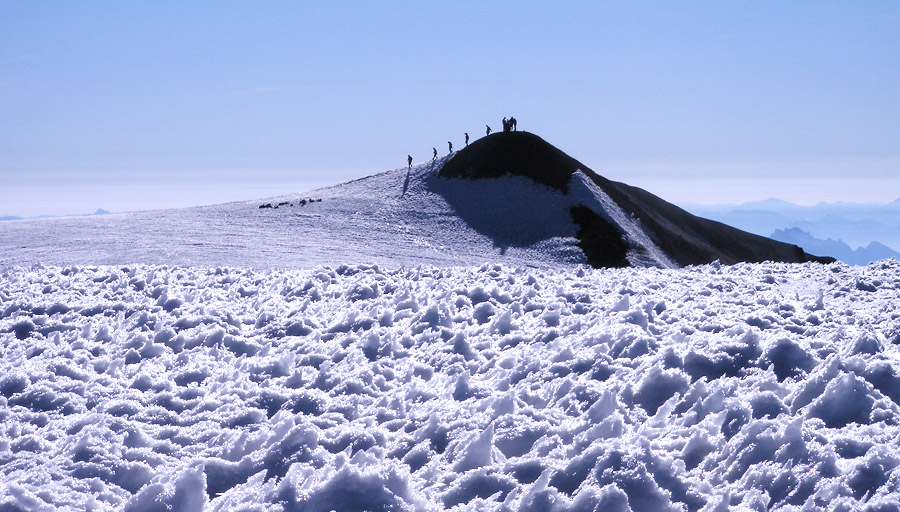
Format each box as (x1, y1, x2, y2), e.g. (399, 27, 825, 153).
(273, 461, 425, 512)
(454, 424, 501, 471)
(632, 367, 689, 415)
(124, 465, 208, 512)
(807, 373, 877, 428)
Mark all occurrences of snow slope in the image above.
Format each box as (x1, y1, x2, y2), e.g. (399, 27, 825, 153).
(0, 156, 588, 270)
(566, 172, 675, 268)
(3, 259, 900, 511)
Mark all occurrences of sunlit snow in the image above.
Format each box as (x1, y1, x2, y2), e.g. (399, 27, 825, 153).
(3, 259, 900, 511)
(0, 159, 588, 270)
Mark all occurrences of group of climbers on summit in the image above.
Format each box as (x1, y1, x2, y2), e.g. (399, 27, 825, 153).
(502, 116, 517, 133)
(408, 116, 519, 169)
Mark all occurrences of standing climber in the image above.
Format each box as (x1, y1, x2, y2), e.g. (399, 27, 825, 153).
(433, 147, 437, 160)
(465, 133, 469, 146)
(486, 125, 491, 136)
(408, 155, 412, 169)
(502, 117, 509, 132)
(510, 116, 517, 131)
(448, 141, 452, 154)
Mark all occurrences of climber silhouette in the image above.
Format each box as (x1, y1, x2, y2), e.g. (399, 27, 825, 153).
(465, 133, 469, 146)
(433, 147, 437, 160)
(407, 155, 412, 169)
(448, 141, 452, 153)
(486, 125, 491, 136)
(510, 116, 517, 131)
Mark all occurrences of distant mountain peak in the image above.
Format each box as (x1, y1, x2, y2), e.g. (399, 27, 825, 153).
(752, 198, 797, 207)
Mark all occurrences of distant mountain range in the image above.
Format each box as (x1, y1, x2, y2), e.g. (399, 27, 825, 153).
(771, 228, 900, 266)
(683, 198, 900, 264)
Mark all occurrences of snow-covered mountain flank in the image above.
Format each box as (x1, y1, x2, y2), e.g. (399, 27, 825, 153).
(0, 132, 832, 270)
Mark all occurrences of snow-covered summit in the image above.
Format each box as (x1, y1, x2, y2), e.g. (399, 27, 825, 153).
(0, 132, 832, 270)
(439, 132, 834, 267)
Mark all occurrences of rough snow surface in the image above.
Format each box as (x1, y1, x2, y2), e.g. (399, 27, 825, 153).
(2, 259, 900, 510)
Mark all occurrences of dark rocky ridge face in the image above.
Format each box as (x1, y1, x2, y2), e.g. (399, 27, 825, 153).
(439, 131, 834, 267)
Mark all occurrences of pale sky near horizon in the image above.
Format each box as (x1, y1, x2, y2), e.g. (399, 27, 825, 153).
(2, 2, 898, 216)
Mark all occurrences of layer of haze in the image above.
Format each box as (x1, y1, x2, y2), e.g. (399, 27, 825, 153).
(2, 2, 898, 216)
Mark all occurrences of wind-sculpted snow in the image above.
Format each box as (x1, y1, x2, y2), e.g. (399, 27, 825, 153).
(1, 260, 900, 511)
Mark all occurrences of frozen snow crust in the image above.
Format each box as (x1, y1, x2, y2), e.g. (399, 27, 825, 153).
(2, 259, 900, 511)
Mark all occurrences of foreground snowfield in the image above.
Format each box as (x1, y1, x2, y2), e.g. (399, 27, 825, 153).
(2, 260, 899, 511)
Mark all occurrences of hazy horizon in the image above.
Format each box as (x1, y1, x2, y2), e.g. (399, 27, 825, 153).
(4, 174, 900, 219)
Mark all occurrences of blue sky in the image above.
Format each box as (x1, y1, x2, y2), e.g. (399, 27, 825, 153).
(2, 2, 898, 216)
